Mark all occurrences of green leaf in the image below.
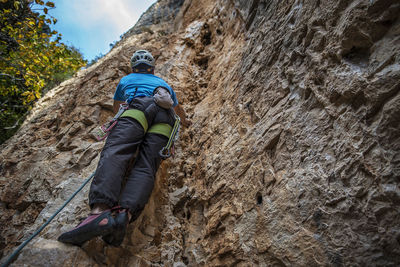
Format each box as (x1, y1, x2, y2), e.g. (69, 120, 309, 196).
(14, 1, 20, 10)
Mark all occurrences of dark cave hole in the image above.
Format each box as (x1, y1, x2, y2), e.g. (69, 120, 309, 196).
(186, 210, 191, 220)
(182, 256, 189, 265)
(257, 193, 263, 205)
(342, 46, 370, 67)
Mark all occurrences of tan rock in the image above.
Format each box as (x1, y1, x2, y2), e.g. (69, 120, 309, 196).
(1, 0, 400, 266)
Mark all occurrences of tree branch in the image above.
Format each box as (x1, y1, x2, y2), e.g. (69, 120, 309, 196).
(0, 73, 24, 81)
(3, 111, 28, 130)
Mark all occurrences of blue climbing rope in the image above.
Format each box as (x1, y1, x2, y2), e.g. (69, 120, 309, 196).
(1, 172, 95, 267)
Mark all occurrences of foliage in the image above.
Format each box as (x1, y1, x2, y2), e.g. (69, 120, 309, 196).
(0, 0, 86, 144)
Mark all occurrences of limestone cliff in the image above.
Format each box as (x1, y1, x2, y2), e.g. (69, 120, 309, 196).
(1, 0, 399, 266)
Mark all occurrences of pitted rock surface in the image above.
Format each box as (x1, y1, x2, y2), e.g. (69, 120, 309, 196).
(1, 0, 399, 266)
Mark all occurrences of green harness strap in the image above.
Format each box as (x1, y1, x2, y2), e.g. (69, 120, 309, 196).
(120, 109, 148, 132)
(120, 109, 173, 138)
(148, 123, 172, 138)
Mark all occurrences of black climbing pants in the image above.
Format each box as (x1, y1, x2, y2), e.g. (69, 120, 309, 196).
(89, 97, 174, 222)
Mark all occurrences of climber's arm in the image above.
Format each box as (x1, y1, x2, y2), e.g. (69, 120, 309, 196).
(113, 100, 124, 114)
(174, 104, 191, 127)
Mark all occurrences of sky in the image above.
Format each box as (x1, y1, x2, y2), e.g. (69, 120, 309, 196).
(47, 0, 157, 62)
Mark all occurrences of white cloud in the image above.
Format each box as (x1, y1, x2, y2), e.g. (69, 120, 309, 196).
(69, 0, 156, 33)
(49, 0, 157, 60)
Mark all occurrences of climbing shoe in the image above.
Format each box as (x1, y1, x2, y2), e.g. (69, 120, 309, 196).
(102, 209, 129, 247)
(58, 210, 115, 246)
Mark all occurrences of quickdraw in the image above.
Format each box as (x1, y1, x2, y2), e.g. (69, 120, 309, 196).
(94, 103, 129, 141)
(94, 88, 137, 141)
(159, 115, 180, 160)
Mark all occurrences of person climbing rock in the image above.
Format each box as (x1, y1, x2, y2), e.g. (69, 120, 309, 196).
(58, 49, 190, 247)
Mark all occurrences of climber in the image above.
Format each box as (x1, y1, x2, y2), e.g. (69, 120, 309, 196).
(58, 49, 190, 247)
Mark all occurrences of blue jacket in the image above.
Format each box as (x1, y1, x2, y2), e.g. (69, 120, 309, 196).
(113, 73, 178, 107)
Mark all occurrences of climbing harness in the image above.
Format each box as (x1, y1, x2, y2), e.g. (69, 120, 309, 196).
(1, 173, 95, 267)
(120, 108, 181, 159)
(95, 84, 181, 158)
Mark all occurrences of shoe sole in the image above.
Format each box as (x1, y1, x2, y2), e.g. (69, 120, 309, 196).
(58, 211, 115, 246)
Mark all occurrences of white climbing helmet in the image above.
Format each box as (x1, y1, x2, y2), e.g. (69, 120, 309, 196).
(130, 50, 155, 68)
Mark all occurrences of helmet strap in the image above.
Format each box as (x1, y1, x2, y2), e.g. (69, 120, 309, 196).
(133, 66, 154, 74)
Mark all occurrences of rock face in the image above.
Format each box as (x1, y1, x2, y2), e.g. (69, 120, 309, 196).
(1, 0, 400, 266)
(122, 0, 185, 37)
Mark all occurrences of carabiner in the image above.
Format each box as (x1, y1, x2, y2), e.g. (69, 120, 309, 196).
(159, 147, 171, 159)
